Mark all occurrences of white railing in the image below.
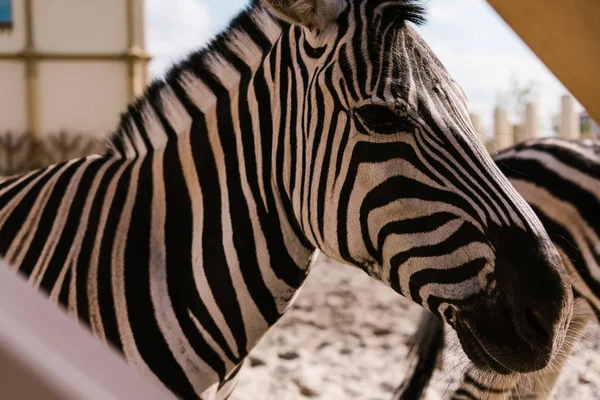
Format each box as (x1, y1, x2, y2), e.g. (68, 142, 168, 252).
(0, 262, 175, 400)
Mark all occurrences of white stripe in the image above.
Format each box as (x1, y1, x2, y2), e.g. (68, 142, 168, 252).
(7, 161, 77, 269)
(87, 160, 130, 342)
(177, 122, 241, 362)
(109, 158, 159, 384)
(160, 86, 193, 136)
(149, 148, 218, 395)
(67, 157, 116, 318)
(179, 71, 218, 114)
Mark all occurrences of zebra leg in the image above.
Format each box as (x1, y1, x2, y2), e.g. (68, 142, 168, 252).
(509, 299, 593, 400)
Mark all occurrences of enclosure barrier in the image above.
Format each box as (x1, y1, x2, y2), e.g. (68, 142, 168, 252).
(0, 261, 174, 400)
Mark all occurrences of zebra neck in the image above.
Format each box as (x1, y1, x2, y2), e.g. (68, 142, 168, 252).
(100, 4, 320, 338)
(104, 1, 315, 264)
(106, 4, 283, 157)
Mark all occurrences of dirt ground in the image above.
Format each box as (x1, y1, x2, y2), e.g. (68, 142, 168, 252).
(234, 254, 600, 400)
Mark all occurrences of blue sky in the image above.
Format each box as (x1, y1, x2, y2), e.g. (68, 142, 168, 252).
(145, 0, 578, 138)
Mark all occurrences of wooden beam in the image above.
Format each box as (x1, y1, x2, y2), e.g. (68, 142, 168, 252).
(23, 0, 39, 142)
(487, 0, 600, 123)
(0, 50, 152, 61)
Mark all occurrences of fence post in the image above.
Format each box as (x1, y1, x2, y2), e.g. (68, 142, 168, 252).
(494, 107, 513, 150)
(524, 102, 539, 140)
(560, 95, 581, 139)
(513, 124, 526, 143)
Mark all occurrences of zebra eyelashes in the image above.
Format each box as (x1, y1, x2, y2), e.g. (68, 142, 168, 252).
(354, 104, 414, 135)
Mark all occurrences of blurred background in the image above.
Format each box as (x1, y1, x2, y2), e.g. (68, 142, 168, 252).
(0, 0, 598, 177)
(1, 1, 599, 399)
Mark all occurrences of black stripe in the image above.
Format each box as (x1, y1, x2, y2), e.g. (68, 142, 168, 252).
(389, 222, 486, 298)
(302, 37, 326, 59)
(532, 206, 600, 299)
(463, 374, 510, 394)
(0, 165, 63, 258)
(333, 108, 351, 182)
(192, 55, 283, 325)
(75, 158, 122, 328)
(499, 158, 600, 236)
(352, 2, 369, 100)
(375, 213, 458, 262)
(433, 112, 514, 227)
(316, 73, 340, 238)
(123, 154, 199, 398)
(166, 135, 240, 366)
(0, 167, 47, 197)
(414, 133, 497, 225)
(451, 389, 478, 400)
(163, 136, 233, 370)
(337, 44, 359, 102)
(305, 69, 326, 243)
(527, 141, 600, 177)
(96, 160, 133, 352)
(40, 159, 104, 294)
(187, 116, 248, 364)
(58, 264, 72, 307)
(409, 258, 487, 303)
(20, 159, 87, 279)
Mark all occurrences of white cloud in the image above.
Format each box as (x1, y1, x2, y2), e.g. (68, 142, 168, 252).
(145, 0, 213, 78)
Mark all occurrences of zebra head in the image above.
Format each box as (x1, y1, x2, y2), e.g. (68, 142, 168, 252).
(261, 0, 572, 374)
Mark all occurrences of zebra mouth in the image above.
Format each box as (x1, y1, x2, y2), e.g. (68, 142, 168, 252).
(455, 322, 512, 375)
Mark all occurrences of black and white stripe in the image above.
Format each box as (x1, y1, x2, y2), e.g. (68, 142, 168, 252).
(455, 138, 600, 400)
(0, 1, 572, 398)
(398, 137, 600, 400)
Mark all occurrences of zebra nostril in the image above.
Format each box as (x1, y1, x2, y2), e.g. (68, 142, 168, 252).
(525, 308, 550, 340)
(524, 308, 550, 343)
(515, 306, 553, 351)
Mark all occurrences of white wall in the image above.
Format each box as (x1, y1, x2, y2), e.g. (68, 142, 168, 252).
(0, 61, 27, 132)
(33, 0, 128, 53)
(0, 0, 147, 137)
(38, 62, 128, 136)
(132, 0, 146, 48)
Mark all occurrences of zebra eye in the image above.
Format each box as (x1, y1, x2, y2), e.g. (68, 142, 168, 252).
(354, 104, 413, 135)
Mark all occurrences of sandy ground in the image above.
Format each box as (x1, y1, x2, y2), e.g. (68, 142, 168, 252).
(234, 254, 600, 400)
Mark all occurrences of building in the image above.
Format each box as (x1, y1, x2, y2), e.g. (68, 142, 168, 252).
(0, 0, 150, 140)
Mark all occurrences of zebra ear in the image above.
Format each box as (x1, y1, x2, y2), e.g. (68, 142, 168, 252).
(262, 0, 344, 30)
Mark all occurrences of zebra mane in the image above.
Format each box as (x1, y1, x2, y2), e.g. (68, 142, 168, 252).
(105, 1, 275, 157)
(385, 0, 427, 26)
(106, 0, 426, 158)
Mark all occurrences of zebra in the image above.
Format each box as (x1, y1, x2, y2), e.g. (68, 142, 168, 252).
(396, 137, 600, 400)
(0, 1, 573, 399)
